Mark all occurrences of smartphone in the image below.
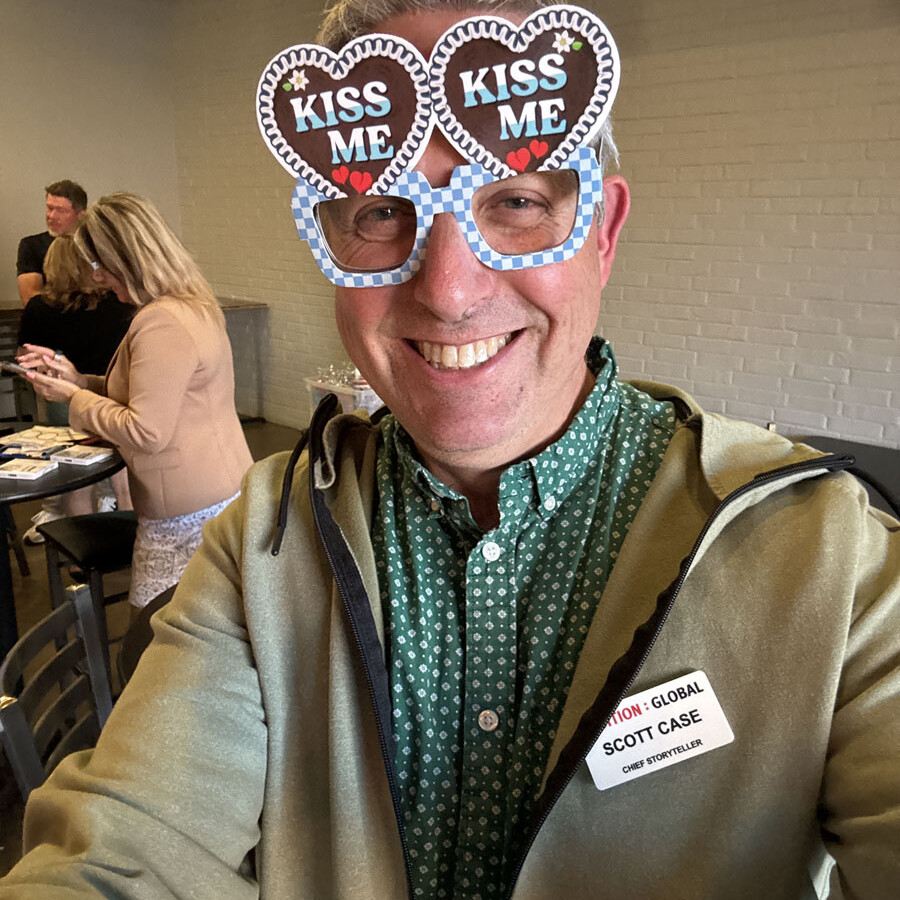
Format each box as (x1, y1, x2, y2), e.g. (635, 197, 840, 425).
(0, 360, 29, 376)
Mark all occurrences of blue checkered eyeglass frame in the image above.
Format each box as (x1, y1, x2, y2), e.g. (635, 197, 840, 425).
(290, 147, 603, 288)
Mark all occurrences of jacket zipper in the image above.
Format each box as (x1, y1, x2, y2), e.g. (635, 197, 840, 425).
(501, 452, 855, 899)
(300, 400, 853, 900)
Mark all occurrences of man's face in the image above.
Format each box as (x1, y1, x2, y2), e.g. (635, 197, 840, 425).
(333, 9, 629, 476)
(45, 194, 80, 236)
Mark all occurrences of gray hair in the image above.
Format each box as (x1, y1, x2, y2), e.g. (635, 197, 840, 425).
(317, 0, 620, 179)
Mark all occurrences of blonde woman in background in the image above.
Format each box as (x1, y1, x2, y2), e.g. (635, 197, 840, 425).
(18, 234, 134, 520)
(20, 193, 253, 611)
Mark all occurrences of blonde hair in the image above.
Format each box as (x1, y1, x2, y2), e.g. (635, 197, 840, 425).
(74, 192, 222, 321)
(41, 235, 105, 311)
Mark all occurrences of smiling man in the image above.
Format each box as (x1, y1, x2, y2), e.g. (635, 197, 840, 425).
(2, 3, 899, 900)
(16, 180, 87, 305)
(331, 130, 629, 528)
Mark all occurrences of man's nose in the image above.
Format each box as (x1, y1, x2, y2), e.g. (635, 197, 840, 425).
(411, 212, 493, 321)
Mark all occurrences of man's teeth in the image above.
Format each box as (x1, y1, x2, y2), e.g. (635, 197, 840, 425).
(417, 335, 510, 370)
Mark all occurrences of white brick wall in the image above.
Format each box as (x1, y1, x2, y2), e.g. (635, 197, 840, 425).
(597, 0, 900, 446)
(173, 0, 899, 444)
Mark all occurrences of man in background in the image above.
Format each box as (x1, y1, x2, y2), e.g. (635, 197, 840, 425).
(14, 180, 88, 541)
(16, 179, 87, 305)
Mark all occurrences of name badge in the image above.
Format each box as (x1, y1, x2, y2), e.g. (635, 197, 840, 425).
(585, 671, 733, 791)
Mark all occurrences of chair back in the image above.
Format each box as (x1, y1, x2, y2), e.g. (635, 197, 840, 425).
(0, 584, 113, 800)
(0, 307, 33, 423)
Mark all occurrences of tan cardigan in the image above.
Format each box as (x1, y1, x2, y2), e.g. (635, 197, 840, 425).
(68, 296, 252, 519)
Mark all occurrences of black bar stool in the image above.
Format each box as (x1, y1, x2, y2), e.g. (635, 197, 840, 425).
(37, 511, 138, 664)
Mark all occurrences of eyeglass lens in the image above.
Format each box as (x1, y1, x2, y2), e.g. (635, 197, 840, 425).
(315, 168, 579, 273)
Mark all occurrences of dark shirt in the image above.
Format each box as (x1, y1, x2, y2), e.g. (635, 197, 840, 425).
(18, 292, 133, 375)
(16, 232, 54, 277)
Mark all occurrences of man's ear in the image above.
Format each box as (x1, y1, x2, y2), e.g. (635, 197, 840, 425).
(77, 209, 85, 220)
(596, 175, 630, 288)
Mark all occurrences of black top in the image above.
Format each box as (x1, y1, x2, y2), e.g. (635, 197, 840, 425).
(16, 231, 54, 277)
(18, 293, 134, 375)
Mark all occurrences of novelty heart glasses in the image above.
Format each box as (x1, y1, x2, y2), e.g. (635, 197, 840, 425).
(258, 5, 618, 285)
(292, 147, 602, 286)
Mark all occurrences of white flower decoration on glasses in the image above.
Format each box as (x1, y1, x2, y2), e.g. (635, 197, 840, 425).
(286, 69, 309, 92)
(553, 31, 576, 52)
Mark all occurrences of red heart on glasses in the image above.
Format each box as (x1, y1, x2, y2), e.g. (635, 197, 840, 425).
(507, 148, 532, 172)
(257, 36, 433, 198)
(430, 7, 619, 178)
(349, 171, 374, 194)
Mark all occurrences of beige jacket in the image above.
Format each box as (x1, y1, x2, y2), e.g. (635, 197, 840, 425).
(3, 386, 899, 899)
(68, 297, 252, 518)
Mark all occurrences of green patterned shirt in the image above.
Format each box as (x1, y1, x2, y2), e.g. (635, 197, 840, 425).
(373, 339, 676, 899)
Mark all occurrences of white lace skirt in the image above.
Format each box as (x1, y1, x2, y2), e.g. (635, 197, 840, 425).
(128, 493, 239, 608)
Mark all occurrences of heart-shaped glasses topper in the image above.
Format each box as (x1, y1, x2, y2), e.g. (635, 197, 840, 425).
(257, 34, 433, 198)
(430, 4, 619, 178)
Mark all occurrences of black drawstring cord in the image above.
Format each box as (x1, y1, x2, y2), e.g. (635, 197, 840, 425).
(271, 393, 339, 555)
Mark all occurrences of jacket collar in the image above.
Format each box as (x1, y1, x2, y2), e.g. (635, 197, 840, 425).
(310, 372, 836, 510)
(310, 376, 831, 507)
(626, 378, 826, 501)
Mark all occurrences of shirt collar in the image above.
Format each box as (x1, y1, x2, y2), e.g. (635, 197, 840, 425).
(516, 337, 619, 520)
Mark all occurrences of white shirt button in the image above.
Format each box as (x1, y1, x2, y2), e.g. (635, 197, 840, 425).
(478, 709, 499, 732)
(543, 496, 557, 511)
(482, 542, 501, 561)
(430, 499, 441, 513)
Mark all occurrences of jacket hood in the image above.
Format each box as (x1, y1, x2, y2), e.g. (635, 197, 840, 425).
(309, 380, 834, 504)
(629, 378, 828, 501)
